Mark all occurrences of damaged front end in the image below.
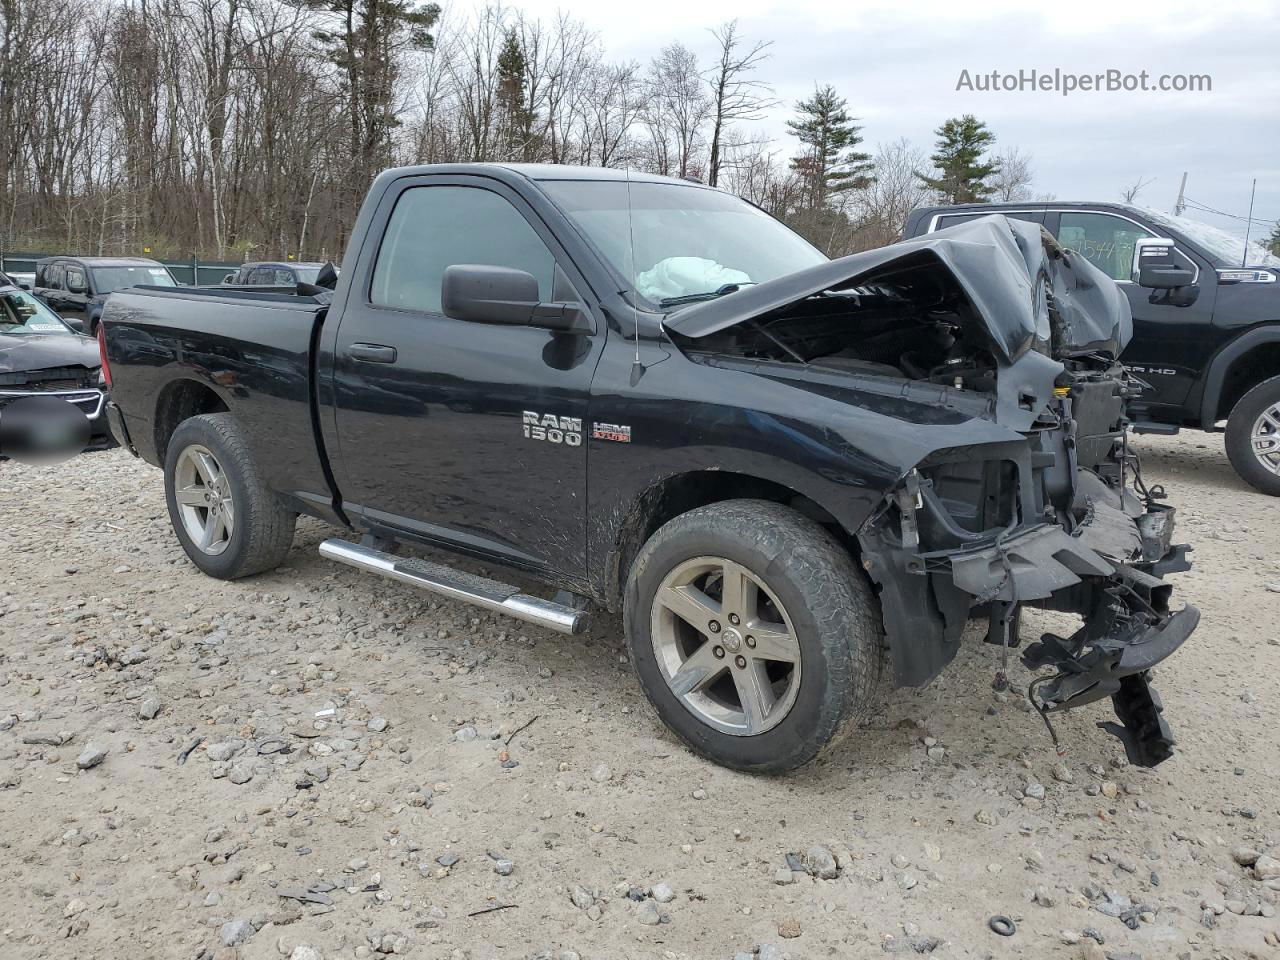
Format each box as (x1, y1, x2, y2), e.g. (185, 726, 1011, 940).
(665, 215, 1198, 766)
(859, 374, 1197, 768)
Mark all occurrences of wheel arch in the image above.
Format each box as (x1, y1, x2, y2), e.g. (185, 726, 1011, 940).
(1199, 325, 1280, 426)
(153, 378, 230, 463)
(602, 469, 853, 612)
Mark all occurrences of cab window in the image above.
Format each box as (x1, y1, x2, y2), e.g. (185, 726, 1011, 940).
(371, 185, 555, 314)
(1057, 212, 1152, 282)
(935, 211, 1045, 230)
(66, 267, 87, 293)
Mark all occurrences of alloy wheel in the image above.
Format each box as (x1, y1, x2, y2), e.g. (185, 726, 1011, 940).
(650, 556, 802, 736)
(173, 443, 235, 555)
(1251, 403, 1280, 476)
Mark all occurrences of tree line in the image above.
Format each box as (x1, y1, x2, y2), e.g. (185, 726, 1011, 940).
(0, 0, 1042, 263)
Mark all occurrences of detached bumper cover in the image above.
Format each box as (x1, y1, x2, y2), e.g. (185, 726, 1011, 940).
(1023, 600, 1198, 767)
(953, 505, 1196, 767)
(864, 487, 1197, 767)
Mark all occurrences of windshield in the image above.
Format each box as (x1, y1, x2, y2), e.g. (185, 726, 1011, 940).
(91, 264, 178, 292)
(1137, 208, 1280, 269)
(539, 179, 827, 309)
(0, 289, 74, 335)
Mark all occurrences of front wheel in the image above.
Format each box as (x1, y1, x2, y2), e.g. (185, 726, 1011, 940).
(624, 499, 884, 774)
(1225, 375, 1280, 496)
(163, 413, 297, 578)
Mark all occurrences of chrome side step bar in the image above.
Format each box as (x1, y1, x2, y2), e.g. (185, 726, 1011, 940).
(318, 538, 586, 635)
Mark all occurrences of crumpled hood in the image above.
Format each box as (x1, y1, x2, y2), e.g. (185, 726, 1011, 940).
(0, 333, 100, 376)
(664, 215, 1133, 362)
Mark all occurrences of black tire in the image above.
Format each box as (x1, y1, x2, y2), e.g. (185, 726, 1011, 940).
(1225, 375, 1280, 496)
(163, 413, 297, 578)
(624, 499, 884, 774)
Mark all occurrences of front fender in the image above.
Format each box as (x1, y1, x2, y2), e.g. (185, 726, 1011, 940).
(585, 345, 1036, 608)
(1196, 323, 1280, 426)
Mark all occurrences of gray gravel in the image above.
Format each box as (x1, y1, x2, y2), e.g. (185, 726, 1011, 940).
(1, 436, 1279, 958)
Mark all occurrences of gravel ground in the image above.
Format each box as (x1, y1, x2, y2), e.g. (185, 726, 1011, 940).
(2, 432, 1279, 960)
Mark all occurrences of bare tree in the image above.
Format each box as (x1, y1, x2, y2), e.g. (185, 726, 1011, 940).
(1121, 175, 1155, 203)
(449, 6, 505, 162)
(8, 0, 1067, 267)
(990, 146, 1035, 202)
(644, 43, 711, 179)
(574, 61, 643, 167)
(703, 20, 774, 187)
(855, 138, 931, 248)
(719, 139, 803, 218)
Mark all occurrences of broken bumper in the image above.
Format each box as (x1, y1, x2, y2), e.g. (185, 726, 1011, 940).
(1022, 595, 1198, 767)
(954, 511, 1196, 766)
(863, 494, 1197, 767)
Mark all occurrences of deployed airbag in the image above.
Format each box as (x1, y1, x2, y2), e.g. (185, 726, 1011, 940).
(636, 257, 750, 302)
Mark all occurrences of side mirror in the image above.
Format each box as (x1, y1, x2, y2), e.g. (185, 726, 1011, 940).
(314, 262, 339, 290)
(61, 316, 85, 332)
(67, 279, 87, 295)
(222, 273, 236, 284)
(441, 264, 589, 332)
(1133, 237, 1195, 289)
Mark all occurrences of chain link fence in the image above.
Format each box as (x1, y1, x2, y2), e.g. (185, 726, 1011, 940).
(0, 237, 335, 286)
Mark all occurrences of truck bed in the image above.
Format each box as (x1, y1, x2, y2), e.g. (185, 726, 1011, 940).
(102, 285, 338, 520)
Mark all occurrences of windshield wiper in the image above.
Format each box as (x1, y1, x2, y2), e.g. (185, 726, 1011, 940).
(658, 282, 755, 309)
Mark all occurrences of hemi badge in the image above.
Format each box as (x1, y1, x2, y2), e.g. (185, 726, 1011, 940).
(591, 422, 632, 443)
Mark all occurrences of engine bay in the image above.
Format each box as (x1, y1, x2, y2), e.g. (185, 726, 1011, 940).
(670, 252, 1009, 393)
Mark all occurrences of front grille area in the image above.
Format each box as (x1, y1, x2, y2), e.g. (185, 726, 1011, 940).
(0, 366, 95, 388)
(11, 378, 83, 390)
(0, 388, 104, 417)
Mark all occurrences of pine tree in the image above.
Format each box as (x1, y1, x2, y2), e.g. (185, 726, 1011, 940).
(1267, 220, 1280, 257)
(496, 29, 535, 160)
(786, 85, 873, 209)
(303, 0, 441, 184)
(916, 115, 1000, 204)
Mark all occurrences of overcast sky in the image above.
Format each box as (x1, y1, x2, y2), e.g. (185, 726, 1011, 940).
(466, 0, 1279, 241)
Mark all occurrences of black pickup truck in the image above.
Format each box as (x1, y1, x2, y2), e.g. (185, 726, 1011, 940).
(34, 256, 179, 337)
(904, 201, 1280, 495)
(100, 164, 1198, 773)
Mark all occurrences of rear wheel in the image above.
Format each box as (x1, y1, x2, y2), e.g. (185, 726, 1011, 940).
(164, 413, 297, 578)
(1225, 376, 1280, 496)
(624, 499, 884, 773)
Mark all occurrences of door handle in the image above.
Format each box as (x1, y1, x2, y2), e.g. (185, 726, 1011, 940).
(348, 343, 398, 363)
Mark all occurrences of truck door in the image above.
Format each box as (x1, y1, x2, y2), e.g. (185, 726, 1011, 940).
(1049, 210, 1216, 416)
(36, 263, 66, 318)
(62, 265, 92, 326)
(325, 175, 605, 582)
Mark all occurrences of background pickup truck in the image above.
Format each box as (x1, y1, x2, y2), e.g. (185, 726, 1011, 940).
(904, 201, 1280, 495)
(220, 261, 332, 287)
(33, 256, 180, 337)
(101, 164, 1197, 773)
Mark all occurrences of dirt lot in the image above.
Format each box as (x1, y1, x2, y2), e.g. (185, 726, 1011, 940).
(1, 433, 1279, 960)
